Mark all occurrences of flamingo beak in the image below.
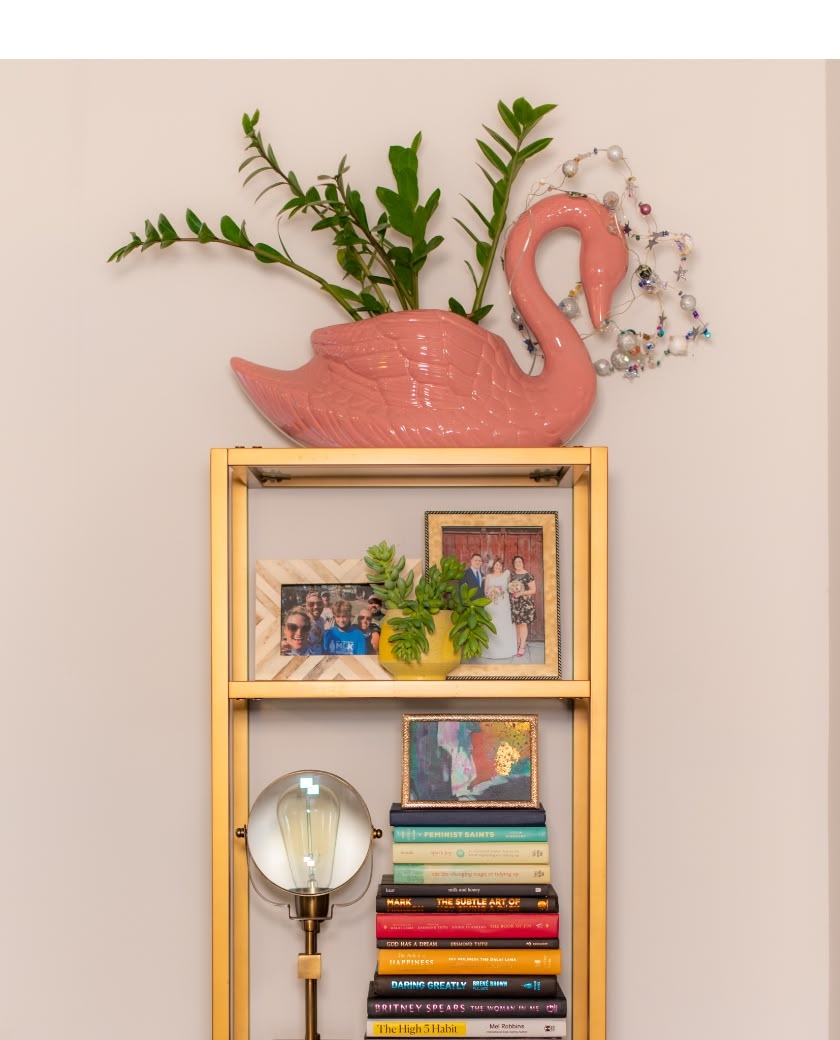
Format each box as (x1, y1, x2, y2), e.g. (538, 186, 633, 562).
(580, 220, 629, 329)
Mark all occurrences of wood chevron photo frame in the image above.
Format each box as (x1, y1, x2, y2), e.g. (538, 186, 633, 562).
(255, 558, 422, 680)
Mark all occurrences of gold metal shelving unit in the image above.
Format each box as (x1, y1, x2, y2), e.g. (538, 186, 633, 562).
(210, 447, 608, 1040)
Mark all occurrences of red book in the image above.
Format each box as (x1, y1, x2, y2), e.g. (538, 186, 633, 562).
(375, 913, 559, 940)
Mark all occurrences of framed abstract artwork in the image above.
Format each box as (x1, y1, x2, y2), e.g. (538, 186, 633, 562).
(401, 713, 539, 808)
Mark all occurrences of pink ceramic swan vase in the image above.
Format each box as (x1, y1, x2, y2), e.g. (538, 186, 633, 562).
(230, 193, 628, 448)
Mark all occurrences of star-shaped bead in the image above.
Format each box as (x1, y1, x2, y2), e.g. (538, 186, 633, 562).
(673, 265, 687, 281)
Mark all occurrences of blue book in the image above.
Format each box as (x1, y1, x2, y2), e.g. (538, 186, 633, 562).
(389, 803, 546, 827)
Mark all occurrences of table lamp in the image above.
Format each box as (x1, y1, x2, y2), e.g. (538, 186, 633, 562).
(244, 770, 381, 1040)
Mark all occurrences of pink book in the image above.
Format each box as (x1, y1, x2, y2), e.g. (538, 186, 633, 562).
(375, 913, 559, 940)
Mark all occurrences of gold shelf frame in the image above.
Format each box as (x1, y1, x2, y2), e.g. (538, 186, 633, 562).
(210, 446, 608, 1040)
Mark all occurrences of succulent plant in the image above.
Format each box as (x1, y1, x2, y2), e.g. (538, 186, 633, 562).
(364, 541, 496, 663)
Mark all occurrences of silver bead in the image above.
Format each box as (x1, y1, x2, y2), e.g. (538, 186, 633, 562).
(607, 145, 624, 162)
(617, 330, 637, 352)
(602, 190, 620, 210)
(668, 335, 689, 356)
(511, 308, 521, 324)
(610, 348, 633, 371)
(679, 294, 697, 312)
(594, 357, 613, 376)
(562, 159, 579, 178)
(559, 296, 580, 318)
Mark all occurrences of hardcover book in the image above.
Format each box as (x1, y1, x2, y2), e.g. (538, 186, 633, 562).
(393, 843, 549, 864)
(376, 948, 562, 975)
(371, 974, 560, 998)
(377, 939, 559, 950)
(376, 895, 557, 913)
(392, 826, 548, 843)
(389, 804, 547, 827)
(378, 877, 557, 899)
(365, 1018, 566, 1037)
(393, 865, 551, 885)
(375, 913, 558, 940)
(367, 996, 565, 1018)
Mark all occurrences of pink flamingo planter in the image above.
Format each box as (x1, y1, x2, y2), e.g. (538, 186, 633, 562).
(230, 193, 628, 448)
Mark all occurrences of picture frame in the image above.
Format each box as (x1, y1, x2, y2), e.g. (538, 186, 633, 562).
(255, 558, 422, 680)
(401, 713, 539, 808)
(425, 510, 560, 679)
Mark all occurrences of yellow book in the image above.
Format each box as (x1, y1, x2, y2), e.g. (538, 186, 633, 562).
(366, 1019, 566, 1037)
(392, 842, 549, 864)
(376, 948, 562, 976)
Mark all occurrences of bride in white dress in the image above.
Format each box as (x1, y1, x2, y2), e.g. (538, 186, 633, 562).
(482, 559, 518, 659)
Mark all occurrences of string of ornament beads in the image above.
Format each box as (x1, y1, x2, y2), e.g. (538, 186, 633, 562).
(510, 144, 711, 378)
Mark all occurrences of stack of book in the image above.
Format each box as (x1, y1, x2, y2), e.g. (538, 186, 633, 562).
(366, 803, 566, 1039)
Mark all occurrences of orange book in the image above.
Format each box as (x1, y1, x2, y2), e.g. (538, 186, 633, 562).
(376, 948, 562, 976)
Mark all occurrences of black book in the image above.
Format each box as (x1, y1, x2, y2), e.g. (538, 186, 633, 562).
(371, 974, 559, 998)
(376, 938, 559, 950)
(366, 983, 567, 1018)
(389, 803, 546, 827)
(376, 894, 557, 914)
(379, 876, 557, 899)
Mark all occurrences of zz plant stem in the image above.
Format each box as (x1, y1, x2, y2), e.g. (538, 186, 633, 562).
(108, 97, 556, 327)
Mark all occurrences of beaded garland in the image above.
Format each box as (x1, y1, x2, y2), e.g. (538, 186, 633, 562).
(509, 144, 710, 378)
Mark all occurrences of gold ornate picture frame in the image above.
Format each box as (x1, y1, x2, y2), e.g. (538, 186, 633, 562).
(255, 558, 422, 680)
(402, 713, 539, 808)
(425, 511, 560, 680)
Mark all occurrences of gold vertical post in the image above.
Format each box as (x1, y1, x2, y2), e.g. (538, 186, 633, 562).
(571, 461, 591, 1040)
(587, 447, 609, 1040)
(210, 449, 232, 1040)
(230, 468, 250, 1040)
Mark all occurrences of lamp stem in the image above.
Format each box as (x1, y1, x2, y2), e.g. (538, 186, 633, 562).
(302, 919, 320, 1040)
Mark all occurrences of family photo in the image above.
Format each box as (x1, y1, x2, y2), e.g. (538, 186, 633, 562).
(254, 558, 423, 681)
(278, 583, 385, 657)
(426, 511, 561, 679)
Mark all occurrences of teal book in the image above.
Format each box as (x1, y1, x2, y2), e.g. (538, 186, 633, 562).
(392, 826, 547, 843)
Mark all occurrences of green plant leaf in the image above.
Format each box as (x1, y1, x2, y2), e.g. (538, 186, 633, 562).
(482, 126, 517, 157)
(497, 100, 520, 135)
(477, 140, 509, 176)
(388, 143, 420, 209)
(512, 97, 534, 125)
(185, 209, 202, 235)
(376, 187, 415, 237)
(518, 137, 552, 161)
(220, 215, 242, 244)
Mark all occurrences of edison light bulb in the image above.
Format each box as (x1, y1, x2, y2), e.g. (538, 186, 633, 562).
(276, 777, 341, 892)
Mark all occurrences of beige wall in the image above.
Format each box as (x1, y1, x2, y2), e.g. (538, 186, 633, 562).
(0, 60, 830, 1039)
(829, 58, 839, 1040)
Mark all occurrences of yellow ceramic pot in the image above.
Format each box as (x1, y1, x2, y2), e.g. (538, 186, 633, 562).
(378, 610, 460, 681)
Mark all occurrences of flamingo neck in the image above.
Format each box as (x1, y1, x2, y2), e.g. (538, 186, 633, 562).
(503, 194, 623, 380)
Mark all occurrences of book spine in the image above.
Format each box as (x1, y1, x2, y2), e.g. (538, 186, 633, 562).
(367, 998, 565, 1018)
(366, 1019, 566, 1037)
(371, 975, 559, 998)
(377, 939, 559, 950)
(377, 896, 557, 913)
(393, 843, 549, 865)
(376, 914, 558, 940)
(393, 865, 552, 885)
(376, 950, 562, 975)
(392, 827, 547, 843)
(378, 878, 557, 898)
(389, 806, 547, 828)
